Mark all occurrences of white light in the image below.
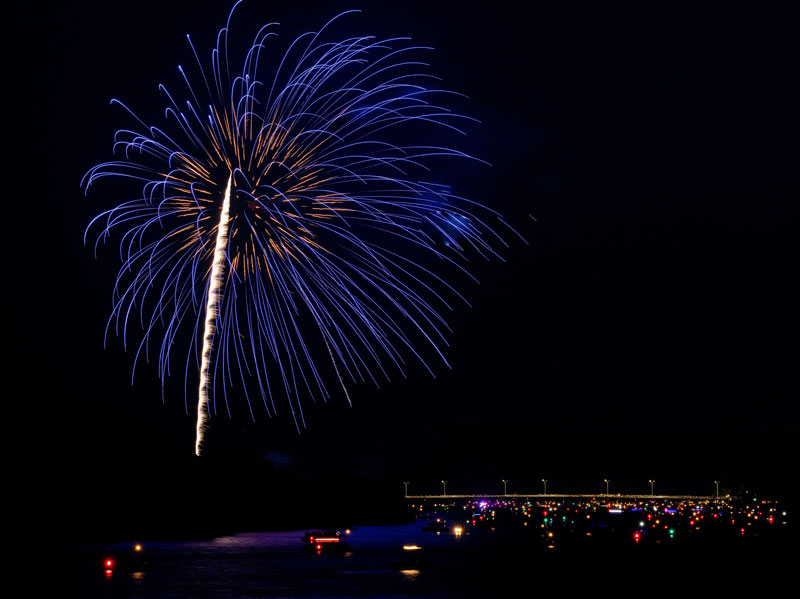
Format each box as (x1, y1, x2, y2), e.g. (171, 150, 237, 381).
(196, 175, 232, 456)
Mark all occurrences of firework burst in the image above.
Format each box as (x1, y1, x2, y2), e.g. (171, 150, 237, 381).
(83, 3, 513, 455)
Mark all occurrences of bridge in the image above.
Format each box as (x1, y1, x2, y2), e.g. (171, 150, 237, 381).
(406, 494, 714, 500)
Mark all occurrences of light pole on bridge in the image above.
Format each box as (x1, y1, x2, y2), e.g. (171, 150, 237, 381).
(403, 482, 409, 498)
(604, 479, 610, 495)
(714, 480, 720, 499)
(542, 479, 548, 495)
(649, 479, 655, 496)
(502, 479, 508, 496)
(441, 480, 447, 496)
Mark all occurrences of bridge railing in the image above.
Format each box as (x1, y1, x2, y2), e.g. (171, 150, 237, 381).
(405, 493, 714, 500)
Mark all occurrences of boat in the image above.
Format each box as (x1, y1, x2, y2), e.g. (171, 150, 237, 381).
(421, 518, 450, 532)
(101, 544, 153, 573)
(471, 511, 495, 527)
(301, 530, 350, 551)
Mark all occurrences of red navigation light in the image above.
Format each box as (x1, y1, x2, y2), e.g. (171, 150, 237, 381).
(689, 520, 695, 526)
(768, 516, 774, 524)
(740, 528, 745, 535)
(105, 559, 114, 568)
(543, 510, 548, 516)
(316, 544, 322, 550)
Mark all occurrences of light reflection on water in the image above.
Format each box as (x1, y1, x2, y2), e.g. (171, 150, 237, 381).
(45, 520, 505, 598)
(43, 518, 786, 598)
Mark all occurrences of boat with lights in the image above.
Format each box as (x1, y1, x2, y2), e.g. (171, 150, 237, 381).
(101, 544, 153, 573)
(301, 530, 350, 551)
(421, 518, 450, 532)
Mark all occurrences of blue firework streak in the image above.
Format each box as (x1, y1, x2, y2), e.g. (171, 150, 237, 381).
(83, 3, 513, 454)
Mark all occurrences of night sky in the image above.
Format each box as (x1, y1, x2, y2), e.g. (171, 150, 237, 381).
(14, 1, 799, 535)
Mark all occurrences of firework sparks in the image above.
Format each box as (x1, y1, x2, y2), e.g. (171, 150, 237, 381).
(83, 5, 514, 454)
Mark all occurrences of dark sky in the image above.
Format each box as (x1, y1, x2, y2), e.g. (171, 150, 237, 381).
(14, 0, 799, 501)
